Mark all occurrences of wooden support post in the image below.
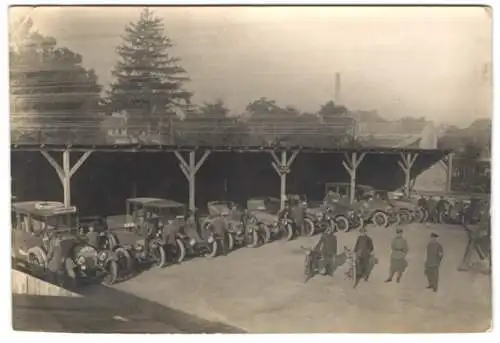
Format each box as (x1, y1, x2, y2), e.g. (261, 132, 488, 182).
(174, 150, 211, 211)
(397, 152, 419, 197)
(342, 152, 366, 204)
(446, 153, 454, 193)
(40, 150, 93, 207)
(270, 150, 299, 210)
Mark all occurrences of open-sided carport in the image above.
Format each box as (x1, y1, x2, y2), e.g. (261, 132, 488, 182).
(11, 143, 452, 211)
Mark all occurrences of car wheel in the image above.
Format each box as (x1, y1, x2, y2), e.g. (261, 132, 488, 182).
(245, 224, 260, 248)
(335, 215, 350, 232)
(372, 211, 389, 228)
(102, 260, 118, 285)
(226, 232, 235, 251)
(27, 247, 47, 270)
(206, 239, 218, 258)
(153, 245, 167, 268)
(349, 214, 365, 231)
(114, 246, 133, 275)
(284, 222, 294, 241)
(260, 224, 272, 243)
(304, 218, 316, 237)
(174, 238, 186, 263)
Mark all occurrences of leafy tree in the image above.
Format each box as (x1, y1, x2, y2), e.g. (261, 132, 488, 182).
(106, 8, 191, 138)
(10, 18, 102, 143)
(318, 100, 347, 118)
(198, 99, 230, 118)
(246, 97, 282, 115)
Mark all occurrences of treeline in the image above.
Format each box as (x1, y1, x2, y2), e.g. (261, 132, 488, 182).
(8, 9, 356, 148)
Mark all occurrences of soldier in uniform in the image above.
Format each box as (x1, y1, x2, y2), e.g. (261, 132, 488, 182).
(353, 227, 374, 288)
(290, 197, 306, 236)
(425, 232, 444, 292)
(46, 234, 65, 285)
(212, 215, 229, 256)
(315, 226, 338, 276)
(417, 196, 429, 221)
(436, 196, 447, 223)
(427, 196, 438, 223)
(385, 228, 409, 283)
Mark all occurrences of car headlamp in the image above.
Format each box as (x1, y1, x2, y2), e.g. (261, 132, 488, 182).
(99, 252, 107, 261)
(77, 255, 86, 265)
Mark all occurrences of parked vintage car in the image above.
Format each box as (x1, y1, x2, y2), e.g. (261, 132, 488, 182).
(105, 197, 174, 269)
(12, 201, 121, 285)
(321, 183, 369, 231)
(351, 192, 399, 228)
(323, 201, 364, 232)
(386, 191, 425, 224)
(246, 197, 288, 243)
(201, 201, 247, 250)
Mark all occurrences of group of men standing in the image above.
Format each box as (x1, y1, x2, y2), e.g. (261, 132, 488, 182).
(313, 226, 444, 292)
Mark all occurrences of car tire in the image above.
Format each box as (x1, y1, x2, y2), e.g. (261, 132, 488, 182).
(153, 245, 167, 268)
(207, 239, 218, 258)
(226, 232, 235, 251)
(335, 215, 350, 232)
(349, 214, 365, 231)
(114, 246, 133, 275)
(372, 211, 389, 228)
(27, 246, 48, 270)
(260, 224, 272, 244)
(174, 238, 187, 263)
(304, 218, 316, 237)
(245, 224, 260, 248)
(102, 260, 118, 285)
(284, 223, 294, 241)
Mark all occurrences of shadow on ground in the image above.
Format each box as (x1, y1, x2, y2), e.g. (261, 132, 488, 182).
(12, 266, 246, 334)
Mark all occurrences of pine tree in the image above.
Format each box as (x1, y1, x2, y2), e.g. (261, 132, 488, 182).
(107, 8, 191, 138)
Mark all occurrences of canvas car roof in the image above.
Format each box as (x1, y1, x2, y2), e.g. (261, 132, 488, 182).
(12, 201, 77, 217)
(325, 182, 374, 190)
(126, 197, 165, 204)
(144, 199, 185, 208)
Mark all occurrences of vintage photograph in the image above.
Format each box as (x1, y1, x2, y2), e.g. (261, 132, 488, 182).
(9, 5, 492, 333)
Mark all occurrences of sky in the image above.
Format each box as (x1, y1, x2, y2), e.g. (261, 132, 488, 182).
(9, 6, 492, 127)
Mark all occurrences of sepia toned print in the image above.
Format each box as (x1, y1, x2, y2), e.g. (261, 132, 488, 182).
(9, 5, 491, 333)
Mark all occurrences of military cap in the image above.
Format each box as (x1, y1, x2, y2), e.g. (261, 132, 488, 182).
(431, 232, 439, 238)
(396, 228, 403, 233)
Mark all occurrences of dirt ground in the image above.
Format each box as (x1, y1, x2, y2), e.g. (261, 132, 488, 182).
(109, 223, 492, 333)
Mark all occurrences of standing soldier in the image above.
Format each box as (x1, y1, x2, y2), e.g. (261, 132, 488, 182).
(425, 232, 444, 292)
(291, 197, 305, 236)
(384, 228, 409, 283)
(212, 215, 229, 256)
(353, 227, 374, 288)
(46, 234, 65, 285)
(436, 196, 447, 224)
(427, 196, 438, 223)
(417, 196, 429, 222)
(315, 226, 338, 276)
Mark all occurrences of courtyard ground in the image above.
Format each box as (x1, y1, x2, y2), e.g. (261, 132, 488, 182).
(87, 223, 491, 333)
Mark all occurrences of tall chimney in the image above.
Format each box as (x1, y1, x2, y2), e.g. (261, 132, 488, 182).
(335, 73, 341, 105)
